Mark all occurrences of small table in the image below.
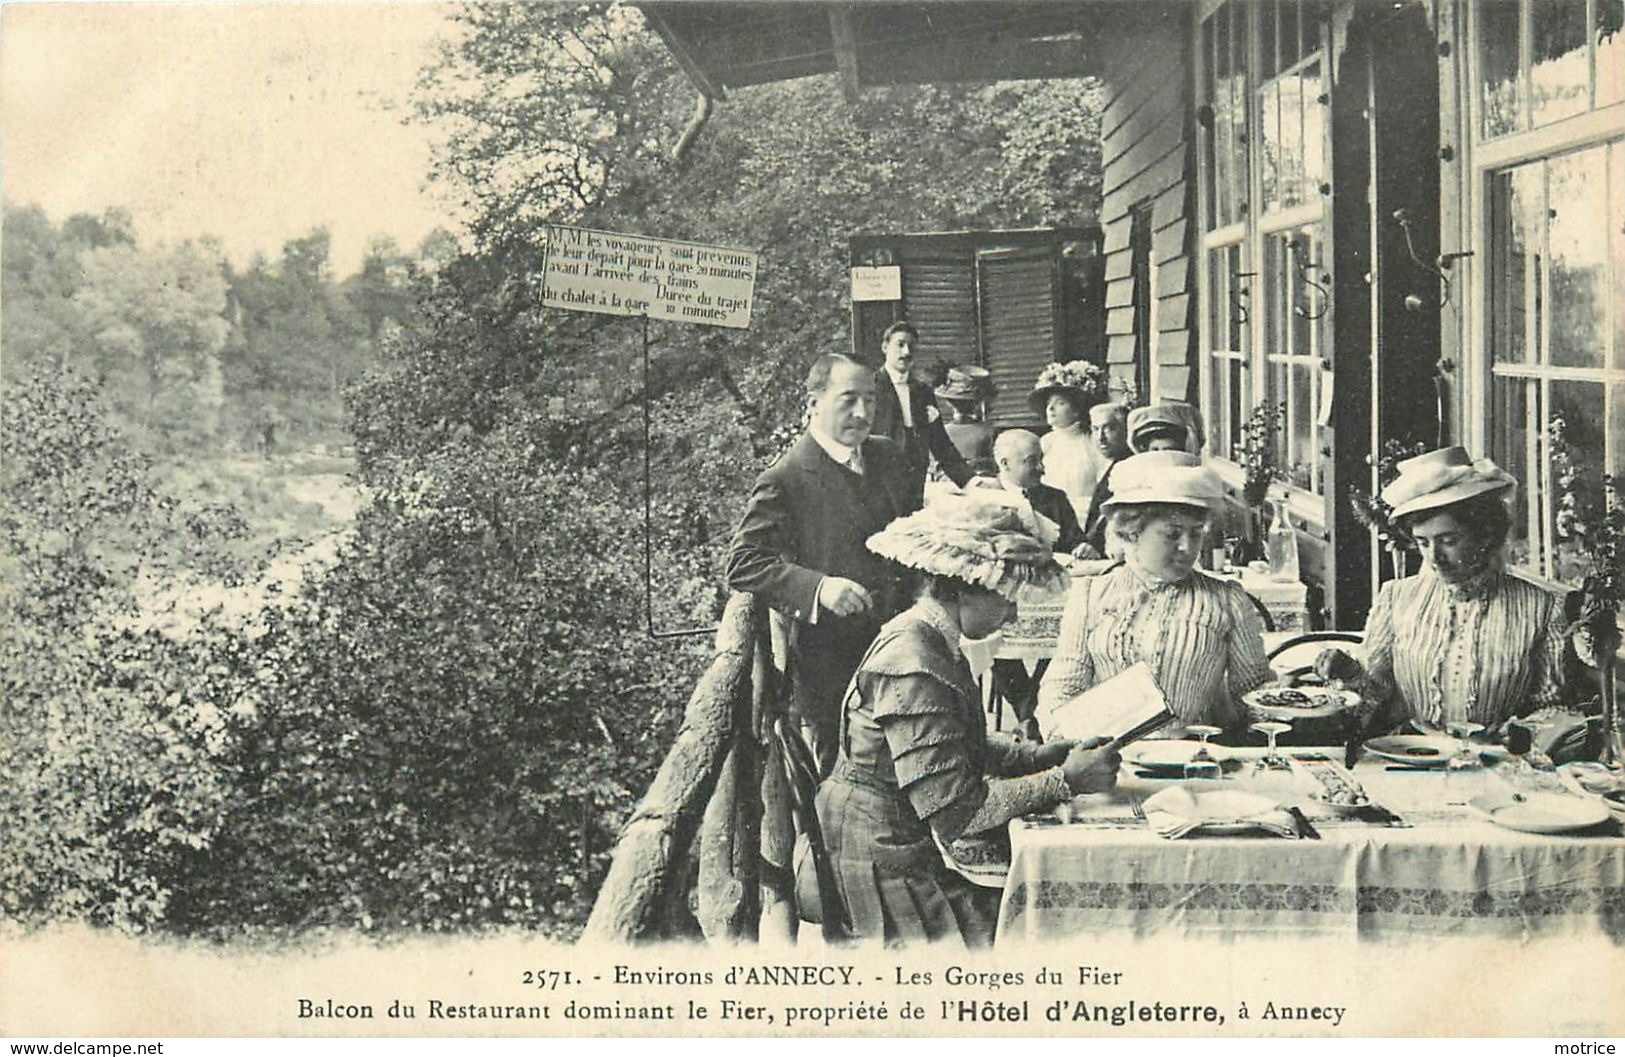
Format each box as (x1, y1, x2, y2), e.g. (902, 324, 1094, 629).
(996, 750, 1625, 943)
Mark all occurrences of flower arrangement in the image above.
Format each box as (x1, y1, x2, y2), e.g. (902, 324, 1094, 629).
(1549, 412, 1625, 771)
(1032, 360, 1109, 402)
(1348, 438, 1430, 578)
(1234, 401, 1284, 508)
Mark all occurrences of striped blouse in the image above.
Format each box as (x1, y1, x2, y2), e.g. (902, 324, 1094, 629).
(1036, 562, 1273, 737)
(1362, 568, 1565, 729)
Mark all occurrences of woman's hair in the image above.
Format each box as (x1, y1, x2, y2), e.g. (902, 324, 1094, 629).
(1133, 424, 1188, 450)
(915, 572, 966, 602)
(1396, 492, 1512, 550)
(1046, 389, 1092, 420)
(1109, 502, 1212, 543)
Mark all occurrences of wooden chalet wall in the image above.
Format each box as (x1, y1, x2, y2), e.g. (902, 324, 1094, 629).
(1094, 7, 1197, 406)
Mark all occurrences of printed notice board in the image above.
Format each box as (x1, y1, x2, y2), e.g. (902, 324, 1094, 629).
(542, 225, 759, 329)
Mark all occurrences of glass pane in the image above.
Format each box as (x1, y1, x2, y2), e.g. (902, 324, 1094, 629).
(1531, 0, 1590, 126)
(1490, 375, 1540, 573)
(1600, 0, 1625, 108)
(1301, 58, 1326, 192)
(1226, 358, 1245, 462)
(1229, 66, 1250, 220)
(1260, 0, 1278, 81)
(1613, 142, 1625, 370)
(1548, 145, 1610, 369)
(1263, 235, 1287, 355)
(1259, 79, 1282, 212)
(1229, 245, 1250, 353)
(1215, 91, 1235, 226)
(1287, 362, 1315, 492)
(1479, 0, 1523, 138)
(1279, 0, 1301, 72)
(1550, 380, 1607, 582)
(1278, 70, 1306, 209)
(1488, 162, 1542, 366)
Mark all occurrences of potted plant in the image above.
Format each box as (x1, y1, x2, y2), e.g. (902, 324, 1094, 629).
(1348, 438, 1430, 582)
(1549, 413, 1624, 773)
(1232, 401, 1284, 560)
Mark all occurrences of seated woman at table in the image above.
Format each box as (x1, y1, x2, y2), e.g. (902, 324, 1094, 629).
(1316, 447, 1566, 733)
(1036, 451, 1274, 738)
(797, 500, 1120, 947)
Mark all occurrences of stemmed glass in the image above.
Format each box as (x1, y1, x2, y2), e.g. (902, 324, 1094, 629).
(1184, 724, 1224, 781)
(1443, 720, 1487, 805)
(1249, 720, 1297, 802)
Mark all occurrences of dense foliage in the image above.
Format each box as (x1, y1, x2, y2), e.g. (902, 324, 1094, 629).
(2, 1, 1107, 939)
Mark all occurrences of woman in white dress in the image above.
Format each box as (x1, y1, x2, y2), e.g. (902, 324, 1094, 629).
(1028, 360, 1109, 526)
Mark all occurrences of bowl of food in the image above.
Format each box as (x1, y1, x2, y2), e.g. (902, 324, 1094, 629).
(1243, 686, 1359, 722)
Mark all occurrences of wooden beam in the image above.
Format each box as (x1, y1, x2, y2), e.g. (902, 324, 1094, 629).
(828, 6, 862, 103)
(640, 5, 728, 101)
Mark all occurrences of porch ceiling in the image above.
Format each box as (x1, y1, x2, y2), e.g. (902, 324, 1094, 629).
(637, 2, 1148, 102)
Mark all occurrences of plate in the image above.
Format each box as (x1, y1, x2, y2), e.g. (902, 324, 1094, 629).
(1244, 686, 1358, 721)
(1363, 734, 1508, 768)
(1467, 792, 1610, 834)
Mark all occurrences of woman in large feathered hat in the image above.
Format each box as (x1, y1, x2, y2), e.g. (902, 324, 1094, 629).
(795, 498, 1119, 947)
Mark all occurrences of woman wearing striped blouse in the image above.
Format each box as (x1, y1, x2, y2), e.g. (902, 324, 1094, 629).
(1318, 447, 1566, 731)
(1036, 451, 1274, 737)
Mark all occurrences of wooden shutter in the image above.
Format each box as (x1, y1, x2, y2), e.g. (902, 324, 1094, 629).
(977, 246, 1060, 425)
(900, 260, 978, 368)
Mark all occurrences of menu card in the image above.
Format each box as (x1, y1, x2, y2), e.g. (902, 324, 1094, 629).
(1047, 661, 1174, 747)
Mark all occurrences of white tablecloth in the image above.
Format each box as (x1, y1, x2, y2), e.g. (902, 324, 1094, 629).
(997, 750, 1625, 943)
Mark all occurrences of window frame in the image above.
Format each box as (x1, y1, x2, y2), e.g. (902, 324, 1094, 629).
(1196, 0, 1334, 525)
(1460, 0, 1625, 591)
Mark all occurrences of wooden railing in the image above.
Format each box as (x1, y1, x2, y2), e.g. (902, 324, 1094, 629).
(584, 593, 845, 944)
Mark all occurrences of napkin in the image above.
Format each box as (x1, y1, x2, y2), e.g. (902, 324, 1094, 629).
(1142, 785, 1299, 840)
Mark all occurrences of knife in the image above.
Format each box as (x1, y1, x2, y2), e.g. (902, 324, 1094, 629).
(1287, 806, 1321, 839)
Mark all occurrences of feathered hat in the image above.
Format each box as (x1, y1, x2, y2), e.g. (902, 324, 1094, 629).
(867, 498, 1068, 603)
(1027, 359, 1109, 417)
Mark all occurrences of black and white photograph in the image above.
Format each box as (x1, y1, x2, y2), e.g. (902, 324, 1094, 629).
(2, 0, 1623, 1042)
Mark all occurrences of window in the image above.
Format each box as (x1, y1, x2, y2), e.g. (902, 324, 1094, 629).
(1199, 0, 1332, 501)
(1468, 0, 1625, 586)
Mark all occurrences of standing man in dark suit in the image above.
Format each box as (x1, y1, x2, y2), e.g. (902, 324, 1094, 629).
(726, 354, 912, 774)
(871, 321, 977, 510)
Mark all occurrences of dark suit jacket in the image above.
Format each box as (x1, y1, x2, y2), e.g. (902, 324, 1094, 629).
(726, 432, 912, 752)
(1025, 482, 1085, 555)
(1080, 458, 1122, 556)
(872, 370, 974, 508)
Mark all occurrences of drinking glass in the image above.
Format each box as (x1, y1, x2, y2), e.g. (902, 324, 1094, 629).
(1184, 724, 1224, 781)
(1443, 720, 1488, 805)
(1249, 720, 1297, 802)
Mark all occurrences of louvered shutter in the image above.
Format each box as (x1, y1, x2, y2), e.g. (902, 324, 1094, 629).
(900, 260, 978, 368)
(978, 246, 1060, 425)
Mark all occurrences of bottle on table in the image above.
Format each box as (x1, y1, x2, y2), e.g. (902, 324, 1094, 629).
(1266, 493, 1300, 583)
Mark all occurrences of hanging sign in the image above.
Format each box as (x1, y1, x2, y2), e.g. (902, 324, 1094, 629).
(541, 225, 759, 328)
(850, 264, 902, 302)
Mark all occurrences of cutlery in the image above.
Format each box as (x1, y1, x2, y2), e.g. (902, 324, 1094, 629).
(1286, 806, 1321, 839)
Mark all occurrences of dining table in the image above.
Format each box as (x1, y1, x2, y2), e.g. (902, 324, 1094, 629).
(996, 747, 1625, 944)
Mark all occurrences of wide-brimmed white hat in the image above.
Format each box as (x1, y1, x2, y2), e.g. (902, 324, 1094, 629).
(1100, 451, 1225, 512)
(867, 498, 1068, 602)
(1380, 446, 1515, 520)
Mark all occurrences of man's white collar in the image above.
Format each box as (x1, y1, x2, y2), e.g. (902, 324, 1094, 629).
(808, 423, 858, 466)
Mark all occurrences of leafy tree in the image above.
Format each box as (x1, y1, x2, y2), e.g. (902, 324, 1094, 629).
(71, 239, 231, 444)
(0, 372, 250, 930)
